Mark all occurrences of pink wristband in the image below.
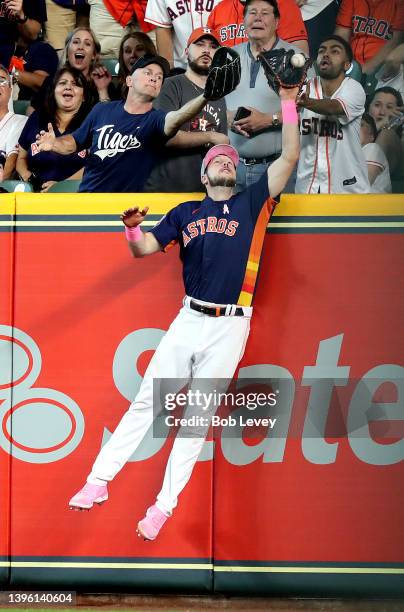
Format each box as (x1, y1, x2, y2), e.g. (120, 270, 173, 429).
(124, 225, 142, 241)
(281, 99, 298, 124)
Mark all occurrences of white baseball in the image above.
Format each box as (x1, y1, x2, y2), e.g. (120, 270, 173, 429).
(291, 53, 306, 68)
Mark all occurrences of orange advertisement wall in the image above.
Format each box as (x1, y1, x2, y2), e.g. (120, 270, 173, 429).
(0, 192, 403, 595)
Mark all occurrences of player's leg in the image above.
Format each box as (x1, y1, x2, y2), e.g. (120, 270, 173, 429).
(69, 306, 197, 509)
(137, 312, 251, 538)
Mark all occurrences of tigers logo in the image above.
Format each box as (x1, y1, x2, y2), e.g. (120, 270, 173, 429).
(95, 124, 141, 160)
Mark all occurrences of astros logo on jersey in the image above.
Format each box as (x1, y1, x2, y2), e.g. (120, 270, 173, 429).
(182, 216, 239, 246)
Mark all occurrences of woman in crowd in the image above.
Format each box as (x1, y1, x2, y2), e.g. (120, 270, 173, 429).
(17, 66, 90, 192)
(114, 32, 157, 98)
(366, 86, 404, 178)
(360, 113, 392, 193)
(30, 27, 112, 112)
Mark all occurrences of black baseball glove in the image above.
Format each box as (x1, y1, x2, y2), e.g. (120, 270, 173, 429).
(204, 48, 241, 101)
(258, 49, 312, 95)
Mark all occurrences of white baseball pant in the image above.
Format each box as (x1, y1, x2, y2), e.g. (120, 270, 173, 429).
(87, 297, 252, 514)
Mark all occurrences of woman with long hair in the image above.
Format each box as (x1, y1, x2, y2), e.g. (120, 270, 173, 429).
(31, 27, 113, 112)
(366, 86, 404, 177)
(17, 66, 90, 192)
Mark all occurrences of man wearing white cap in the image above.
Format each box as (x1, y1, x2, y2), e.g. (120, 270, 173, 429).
(69, 81, 300, 542)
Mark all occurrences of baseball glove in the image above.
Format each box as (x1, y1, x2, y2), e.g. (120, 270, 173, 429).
(204, 48, 241, 101)
(258, 49, 311, 95)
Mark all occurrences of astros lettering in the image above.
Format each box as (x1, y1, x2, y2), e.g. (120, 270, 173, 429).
(167, 0, 215, 21)
(182, 217, 239, 246)
(352, 15, 392, 40)
(300, 117, 343, 140)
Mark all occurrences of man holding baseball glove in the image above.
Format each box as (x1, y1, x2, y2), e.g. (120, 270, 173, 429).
(68, 49, 306, 542)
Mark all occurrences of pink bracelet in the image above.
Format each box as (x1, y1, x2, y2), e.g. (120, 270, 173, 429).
(124, 225, 142, 241)
(281, 99, 298, 124)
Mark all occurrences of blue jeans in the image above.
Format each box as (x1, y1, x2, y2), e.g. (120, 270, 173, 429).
(236, 159, 297, 194)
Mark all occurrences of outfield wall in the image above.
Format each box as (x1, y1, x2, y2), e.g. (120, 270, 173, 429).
(0, 192, 403, 596)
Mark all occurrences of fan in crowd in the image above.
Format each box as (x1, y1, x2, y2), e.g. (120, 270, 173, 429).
(30, 27, 113, 112)
(0, 0, 46, 69)
(0, 63, 27, 180)
(16, 65, 90, 191)
(144, 27, 229, 193)
(360, 112, 392, 193)
(366, 86, 404, 179)
(115, 31, 157, 98)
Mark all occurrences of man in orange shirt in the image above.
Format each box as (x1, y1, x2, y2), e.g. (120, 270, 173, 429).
(335, 0, 404, 75)
(207, 0, 308, 54)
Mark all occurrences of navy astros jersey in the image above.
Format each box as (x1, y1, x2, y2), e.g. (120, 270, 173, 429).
(149, 173, 277, 306)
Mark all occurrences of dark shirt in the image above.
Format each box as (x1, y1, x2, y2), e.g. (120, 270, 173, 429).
(72, 101, 168, 193)
(19, 111, 87, 185)
(0, 0, 46, 68)
(150, 172, 276, 305)
(18, 40, 59, 100)
(145, 74, 227, 192)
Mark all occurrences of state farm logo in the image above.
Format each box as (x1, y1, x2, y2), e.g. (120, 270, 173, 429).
(94, 124, 141, 160)
(0, 325, 84, 463)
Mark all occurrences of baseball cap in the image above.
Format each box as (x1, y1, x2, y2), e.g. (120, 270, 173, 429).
(187, 27, 221, 48)
(130, 54, 170, 78)
(201, 144, 239, 176)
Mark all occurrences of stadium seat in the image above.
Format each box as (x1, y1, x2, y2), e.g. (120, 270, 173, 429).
(362, 72, 378, 96)
(345, 60, 362, 82)
(392, 179, 404, 194)
(102, 58, 119, 76)
(47, 179, 81, 192)
(13, 99, 30, 115)
(0, 180, 33, 192)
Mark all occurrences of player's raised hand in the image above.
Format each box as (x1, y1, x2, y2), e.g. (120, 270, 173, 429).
(36, 123, 56, 152)
(121, 207, 149, 227)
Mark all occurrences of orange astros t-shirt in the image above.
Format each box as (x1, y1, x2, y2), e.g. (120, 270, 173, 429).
(207, 0, 307, 47)
(336, 0, 404, 65)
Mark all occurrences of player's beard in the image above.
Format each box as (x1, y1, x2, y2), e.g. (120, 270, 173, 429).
(207, 170, 236, 188)
(188, 58, 211, 76)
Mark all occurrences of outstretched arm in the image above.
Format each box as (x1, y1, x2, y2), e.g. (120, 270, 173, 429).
(36, 123, 77, 155)
(267, 87, 300, 199)
(297, 82, 345, 116)
(121, 207, 161, 258)
(164, 94, 207, 137)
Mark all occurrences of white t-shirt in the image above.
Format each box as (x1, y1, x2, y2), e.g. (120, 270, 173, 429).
(300, 0, 335, 21)
(145, 0, 221, 68)
(296, 76, 370, 194)
(0, 111, 28, 160)
(362, 142, 392, 193)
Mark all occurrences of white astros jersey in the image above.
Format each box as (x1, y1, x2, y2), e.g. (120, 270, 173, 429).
(296, 76, 370, 194)
(145, 0, 220, 68)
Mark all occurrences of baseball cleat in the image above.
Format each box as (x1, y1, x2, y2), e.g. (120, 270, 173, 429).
(69, 482, 108, 510)
(136, 504, 169, 541)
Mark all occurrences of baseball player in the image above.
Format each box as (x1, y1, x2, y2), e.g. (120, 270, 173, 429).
(295, 35, 370, 194)
(68, 52, 304, 542)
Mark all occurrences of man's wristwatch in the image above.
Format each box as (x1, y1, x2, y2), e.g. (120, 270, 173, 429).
(272, 113, 280, 127)
(17, 13, 28, 23)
